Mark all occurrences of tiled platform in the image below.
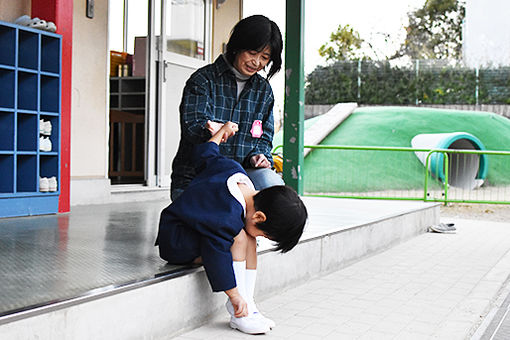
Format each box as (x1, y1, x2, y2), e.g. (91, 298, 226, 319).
(0, 197, 438, 338)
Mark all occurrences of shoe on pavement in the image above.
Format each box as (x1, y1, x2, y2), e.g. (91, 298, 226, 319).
(229, 315, 270, 334)
(251, 310, 276, 329)
(226, 299, 275, 329)
(429, 222, 456, 233)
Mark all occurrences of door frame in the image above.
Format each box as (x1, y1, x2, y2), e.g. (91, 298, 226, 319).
(147, 0, 212, 188)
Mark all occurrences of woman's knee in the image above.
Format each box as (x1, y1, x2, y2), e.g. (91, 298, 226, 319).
(245, 168, 284, 190)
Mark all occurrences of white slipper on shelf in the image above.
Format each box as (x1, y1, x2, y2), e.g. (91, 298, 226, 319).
(14, 15, 32, 26)
(45, 22, 57, 33)
(29, 18, 47, 30)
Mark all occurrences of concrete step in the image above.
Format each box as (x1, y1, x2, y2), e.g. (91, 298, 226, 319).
(0, 198, 438, 339)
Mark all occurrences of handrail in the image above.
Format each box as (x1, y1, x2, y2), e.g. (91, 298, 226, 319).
(272, 144, 510, 205)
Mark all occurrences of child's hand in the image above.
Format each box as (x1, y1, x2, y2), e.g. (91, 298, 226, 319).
(209, 121, 239, 145)
(206, 120, 224, 136)
(225, 287, 248, 317)
(229, 294, 248, 318)
(219, 122, 239, 142)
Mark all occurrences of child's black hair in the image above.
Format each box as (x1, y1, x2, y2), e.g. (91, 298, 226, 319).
(253, 185, 307, 253)
(225, 15, 283, 80)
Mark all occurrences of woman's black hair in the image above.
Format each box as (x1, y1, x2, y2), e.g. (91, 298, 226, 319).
(225, 15, 283, 80)
(253, 185, 307, 253)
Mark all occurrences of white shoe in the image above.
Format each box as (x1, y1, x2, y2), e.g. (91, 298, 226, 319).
(226, 300, 276, 329)
(39, 119, 45, 134)
(252, 311, 276, 329)
(29, 18, 47, 30)
(39, 136, 46, 151)
(14, 15, 31, 26)
(45, 22, 57, 33)
(40, 137, 52, 152)
(48, 177, 57, 192)
(45, 121, 52, 136)
(229, 315, 270, 334)
(40, 120, 52, 136)
(39, 177, 49, 192)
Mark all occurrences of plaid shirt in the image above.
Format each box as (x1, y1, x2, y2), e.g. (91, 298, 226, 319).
(171, 55, 275, 191)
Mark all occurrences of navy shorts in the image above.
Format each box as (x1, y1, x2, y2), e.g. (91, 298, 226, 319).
(156, 223, 201, 265)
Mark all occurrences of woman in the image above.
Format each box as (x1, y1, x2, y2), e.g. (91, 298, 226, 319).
(170, 15, 284, 200)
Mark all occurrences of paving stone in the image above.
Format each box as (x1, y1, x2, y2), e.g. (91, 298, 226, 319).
(176, 219, 510, 339)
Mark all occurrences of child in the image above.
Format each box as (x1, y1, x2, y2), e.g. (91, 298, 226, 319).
(155, 122, 308, 334)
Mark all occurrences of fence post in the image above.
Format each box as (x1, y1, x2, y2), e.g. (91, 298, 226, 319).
(415, 59, 420, 105)
(357, 59, 361, 101)
(475, 67, 479, 106)
(283, 0, 305, 195)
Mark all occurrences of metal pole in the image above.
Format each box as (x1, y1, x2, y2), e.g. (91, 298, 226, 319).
(475, 67, 479, 106)
(283, 0, 305, 194)
(415, 59, 419, 106)
(123, 0, 129, 52)
(357, 59, 361, 101)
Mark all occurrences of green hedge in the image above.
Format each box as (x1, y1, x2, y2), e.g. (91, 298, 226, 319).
(305, 60, 510, 105)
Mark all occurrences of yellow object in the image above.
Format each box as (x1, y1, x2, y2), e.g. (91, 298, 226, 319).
(110, 50, 128, 77)
(273, 155, 283, 173)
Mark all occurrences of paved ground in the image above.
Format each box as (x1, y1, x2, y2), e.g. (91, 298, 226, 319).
(441, 203, 510, 223)
(171, 217, 510, 340)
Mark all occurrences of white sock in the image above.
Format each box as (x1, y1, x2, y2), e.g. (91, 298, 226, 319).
(245, 269, 258, 313)
(232, 261, 247, 299)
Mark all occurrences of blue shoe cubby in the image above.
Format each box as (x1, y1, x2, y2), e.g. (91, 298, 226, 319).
(0, 156, 14, 193)
(0, 68, 15, 108)
(17, 113, 38, 151)
(0, 25, 15, 66)
(0, 20, 61, 218)
(19, 31, 39, 70)
(0, 111, 14, 150)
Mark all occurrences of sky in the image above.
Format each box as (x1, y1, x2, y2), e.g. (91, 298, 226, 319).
(244, 0, 426, 74)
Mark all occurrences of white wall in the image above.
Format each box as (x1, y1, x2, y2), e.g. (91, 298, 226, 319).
(464, 0, 510, 67)
(71, 0, 109, 179)
(0, 0, 30, 22)
(70, 0, 110, 205)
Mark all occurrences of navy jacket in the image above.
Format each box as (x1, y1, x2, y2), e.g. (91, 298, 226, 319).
(157, 142, 246, 292)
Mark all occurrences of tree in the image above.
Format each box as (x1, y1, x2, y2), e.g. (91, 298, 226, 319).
(393, 0, 465, 60)
(318, 24, 365, 61)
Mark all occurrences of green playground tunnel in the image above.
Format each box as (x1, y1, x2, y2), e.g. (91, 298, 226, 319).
(411, 132, 488, 190)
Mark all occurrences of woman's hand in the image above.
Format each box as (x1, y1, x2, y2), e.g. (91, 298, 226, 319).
(250, 154, 271, 168)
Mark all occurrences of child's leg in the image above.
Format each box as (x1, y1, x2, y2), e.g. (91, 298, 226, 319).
(230, 229, 248, 299)
(246, 232, 257, 270)
(244, 233, 276, 328)
(228, 230, 270, 334)
(245, 234, 257, 306)
(231, 228, 248, 262)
